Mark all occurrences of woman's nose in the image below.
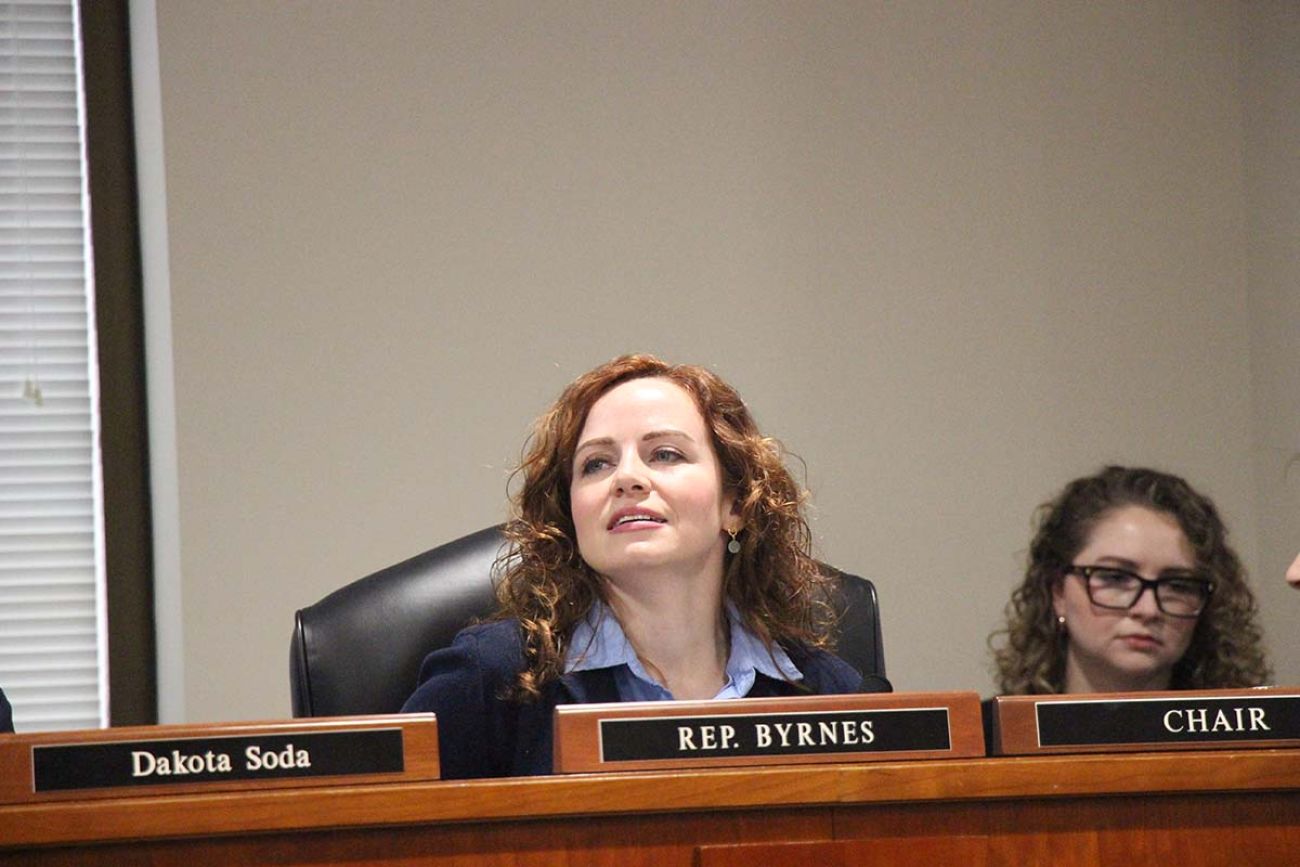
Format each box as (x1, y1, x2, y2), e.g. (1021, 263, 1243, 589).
(1129, 584, 1163, 619)
(612, 456, 649, 495)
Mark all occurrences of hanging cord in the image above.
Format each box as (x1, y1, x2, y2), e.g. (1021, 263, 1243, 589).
(9, 16, 43, 406)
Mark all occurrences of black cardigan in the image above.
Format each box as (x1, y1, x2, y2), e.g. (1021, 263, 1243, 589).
(401, 618, 889, 779)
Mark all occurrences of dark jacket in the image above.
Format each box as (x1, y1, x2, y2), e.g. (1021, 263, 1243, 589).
(0, 686, 13, 734)
(401, 619, 889, 779)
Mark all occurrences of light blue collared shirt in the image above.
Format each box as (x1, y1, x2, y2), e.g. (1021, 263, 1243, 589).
(564, 601, 803, 701)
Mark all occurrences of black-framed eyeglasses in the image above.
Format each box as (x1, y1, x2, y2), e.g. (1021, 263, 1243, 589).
(1066, 565, 1214, 619)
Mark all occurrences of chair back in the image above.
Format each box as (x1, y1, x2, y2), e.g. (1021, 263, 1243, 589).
(290, 525, 885, 717)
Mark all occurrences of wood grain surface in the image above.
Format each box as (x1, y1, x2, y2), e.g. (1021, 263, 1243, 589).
(2, 747, 1297, 865)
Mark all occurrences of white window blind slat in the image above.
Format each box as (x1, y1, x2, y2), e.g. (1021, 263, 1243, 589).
(0, 609, 96, 629)
(0, 141, 80, 155)
(0, 548, 91, 568)
(0, 163, 84, 181)
(0, 668, 95, 686)
(0, 576, 91, 591)
(0, 382, 89, 400)
(0, 451, 89, 466)
(0, 564, 95, 579)
(0, 478, 90, 491)
(18, 712, 100, 727)
(0, 117, 78, 136)
(0, 526, 92, 543)
(0, 464, 93, 482)
(0, 579, 92, 598)
(0, 603, 95, 621)
(0, 467, 93, 485)
(0, 628, 95, 645)
(0, 520, 94, 539)
(0, 357, 86, 375)
(0, 376, 86, 392)
(0, 0, 105, 733)
(0, 220, 81, 233)
(0, 649, 94, 667)
(0, 449, 94, 462)
(0, 285, 86, 297)
(0, 422, 90, 437)
(0, 240, 86, 257)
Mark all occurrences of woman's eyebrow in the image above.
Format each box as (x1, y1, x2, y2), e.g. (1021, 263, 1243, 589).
(1090, 557, 1139, 569)
(574, 436, 614, 455)
(642, 429, 693, 443)
(1091, 556, 1197, 575)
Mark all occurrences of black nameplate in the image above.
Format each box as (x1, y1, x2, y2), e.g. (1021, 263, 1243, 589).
(598, 708, 951, 763)
(32, 729, 404, 793)
(1036, 695, 1300, 747)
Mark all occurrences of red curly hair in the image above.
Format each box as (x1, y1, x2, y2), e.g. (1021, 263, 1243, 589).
(495, 354, 836, 698)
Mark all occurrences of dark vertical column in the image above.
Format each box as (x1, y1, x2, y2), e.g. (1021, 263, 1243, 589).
(79, 0, 158, 726)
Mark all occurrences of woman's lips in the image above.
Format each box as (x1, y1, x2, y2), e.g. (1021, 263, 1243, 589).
(608, 518, 665, 533)
(1119, 634, 1162, 651)
(607, 508, 666, 530)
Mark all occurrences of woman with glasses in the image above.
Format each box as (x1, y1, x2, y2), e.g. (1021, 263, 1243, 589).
(991, 466, 1270, 694)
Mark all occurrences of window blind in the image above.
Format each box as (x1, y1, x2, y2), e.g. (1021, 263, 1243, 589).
(0, 0, 106, 732)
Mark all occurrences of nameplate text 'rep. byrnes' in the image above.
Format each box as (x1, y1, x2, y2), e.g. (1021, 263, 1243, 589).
(989, 688, 1300, 755)
(0, 716, 440, 804)
(553, 692, 984, 773)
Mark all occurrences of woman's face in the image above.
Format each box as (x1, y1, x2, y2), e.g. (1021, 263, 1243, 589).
(569, 377, 736, 587)
(1052, 505, 1201, 693)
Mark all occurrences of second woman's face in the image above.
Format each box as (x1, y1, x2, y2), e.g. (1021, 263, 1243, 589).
(1052, 505, 1200, 693)
(569, 377, 735, 586)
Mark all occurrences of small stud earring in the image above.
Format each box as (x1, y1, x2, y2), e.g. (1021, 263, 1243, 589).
(726, 529, 741, 554)
(1057, 615, 1066, 627)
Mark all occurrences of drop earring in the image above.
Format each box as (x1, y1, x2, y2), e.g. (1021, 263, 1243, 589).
(726, 529, 741, 554)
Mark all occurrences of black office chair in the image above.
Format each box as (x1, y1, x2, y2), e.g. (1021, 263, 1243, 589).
(290, 525, 886, 717)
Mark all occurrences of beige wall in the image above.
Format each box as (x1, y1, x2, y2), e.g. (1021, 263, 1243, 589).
(1245, 0, 1300, 698)
(138, 0, 1296, 722)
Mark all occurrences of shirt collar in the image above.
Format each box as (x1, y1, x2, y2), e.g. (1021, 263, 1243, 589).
(565, 602, 638, 674)
(564, 600, 803, 693)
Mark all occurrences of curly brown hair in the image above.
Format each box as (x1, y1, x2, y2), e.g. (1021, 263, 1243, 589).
(991, 466, 1270, 695)
(494, 354, 836, 698)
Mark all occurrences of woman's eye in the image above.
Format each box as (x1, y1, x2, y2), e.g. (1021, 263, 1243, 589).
(579, 457, 610, 476)
(1093, 569, 1133, 587)
(1163, 579, 1203, 596)
(651, 448, 683, 463)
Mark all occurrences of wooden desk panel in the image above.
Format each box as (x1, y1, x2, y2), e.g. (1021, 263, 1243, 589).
(697, 836, 991, 867)
(1, 809, 832, 867)
(834, 793, 1300, 867)
(2, 749, 1298, 866)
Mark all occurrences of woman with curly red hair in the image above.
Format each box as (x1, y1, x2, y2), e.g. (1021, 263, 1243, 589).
(404, 354, 882, 777)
